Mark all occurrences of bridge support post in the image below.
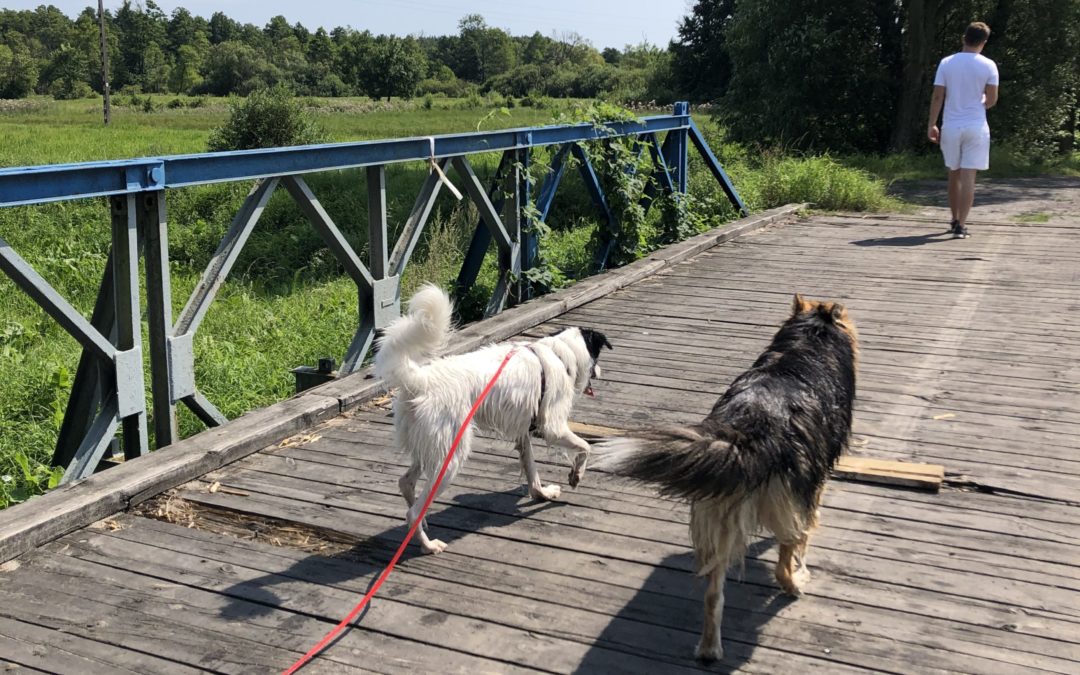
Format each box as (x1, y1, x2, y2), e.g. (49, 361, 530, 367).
(673, 101, 690, 194)
(142, 190, 179, 448)
(110, 195, 149, 461)
(517, 144, 535, 301)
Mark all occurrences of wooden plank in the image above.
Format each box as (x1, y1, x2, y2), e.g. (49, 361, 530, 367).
(0, 393, 341, 564)
(298, 420, 1076, 525)
(0, 575, 358, 674)
(168, 476, 1080, 663)
(41, 530, 722, 675)
(832, 455, 943, 491)
(176, 473, 1080, 620)
(0, 614, 203, 675)
(227, 446, 1080, 588)
(1, 544, 528, 675)
(278, 428, 1080, 576)
(566, 422, 944, 491)
(332, 411, 1080, 544)
(98, 514, 1080, 674)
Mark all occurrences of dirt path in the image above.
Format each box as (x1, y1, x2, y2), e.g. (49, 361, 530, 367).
(890, 175, 1080, 224)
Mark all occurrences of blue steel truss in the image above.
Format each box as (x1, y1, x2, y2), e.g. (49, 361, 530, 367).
(0, 102, 746, 481)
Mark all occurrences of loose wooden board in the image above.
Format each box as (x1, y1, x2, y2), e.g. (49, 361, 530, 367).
(568, 422, 945, 492)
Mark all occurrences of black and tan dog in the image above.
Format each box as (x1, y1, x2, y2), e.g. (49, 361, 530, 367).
(593, 294, 858, 661)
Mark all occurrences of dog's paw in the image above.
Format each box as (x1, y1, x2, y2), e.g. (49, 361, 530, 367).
(421, 539, 448, 555)
(792, 565, 811, 591)
(695, 640, 723, 663)
(530, 484, 562, 501)
(779, 566, 810, 597)
(568, 468, 582, 488)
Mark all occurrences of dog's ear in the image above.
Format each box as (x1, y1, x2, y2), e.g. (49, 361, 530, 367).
(579, 328, 613, 359)
(792, 294, 811, 316)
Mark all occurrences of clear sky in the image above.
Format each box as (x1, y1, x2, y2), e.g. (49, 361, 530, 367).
(4, 0, 688, 50)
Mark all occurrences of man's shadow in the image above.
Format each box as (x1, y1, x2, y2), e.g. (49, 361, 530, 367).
(851, 228, 956, 247)
(571, 539, 797, 673)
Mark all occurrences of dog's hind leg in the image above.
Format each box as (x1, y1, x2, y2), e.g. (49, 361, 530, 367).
(775, 542, 803, 596)
(788, 485, 826, 592)
(407, 476, 450, 554)
(405, 428, 470, 555)
(518, 435, 561, 501)
(399, 458, 430, 529)
(696, 566, 725, 662)
(772, 487, 824, 596)
(544, 425, 592, 488)
(399, 458, 421, 507)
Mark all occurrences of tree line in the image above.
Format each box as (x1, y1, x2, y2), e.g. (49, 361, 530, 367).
(0, 3, 673, 103)
(2, 1, 1078, 156)
(674, 0, 1080, 155)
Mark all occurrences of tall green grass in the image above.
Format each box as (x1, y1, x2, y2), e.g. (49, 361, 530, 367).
(0, 97, 906, 508)
(843, 146, 1080, 182)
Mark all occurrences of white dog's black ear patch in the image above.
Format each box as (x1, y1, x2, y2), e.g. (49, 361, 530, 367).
(579, 328, 613, 360)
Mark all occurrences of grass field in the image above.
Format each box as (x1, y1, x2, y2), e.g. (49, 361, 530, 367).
(0, 94, 908, 507)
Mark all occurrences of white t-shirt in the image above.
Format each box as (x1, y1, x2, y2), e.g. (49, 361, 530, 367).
(933, 52, 999, 129)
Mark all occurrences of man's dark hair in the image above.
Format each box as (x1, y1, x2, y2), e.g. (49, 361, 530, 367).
(964, 22, 991, 46)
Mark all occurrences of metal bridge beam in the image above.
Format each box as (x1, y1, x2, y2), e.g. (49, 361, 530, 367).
(52, 252, 116, 469)
(689, 119, 749, 215)
(453, 152, 512, 304)
(569, 144, 618, 271)
(173, 178, 279, 339)
(282, 176, 376, 292)
(389, 158, 452, 278)
(0, 116, 691, 208)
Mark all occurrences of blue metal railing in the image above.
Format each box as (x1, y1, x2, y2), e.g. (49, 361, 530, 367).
(0, 102, 746, 481)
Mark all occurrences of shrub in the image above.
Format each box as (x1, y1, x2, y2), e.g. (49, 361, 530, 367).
(734, 153, 894, 212)
(207, 85, 328, 152)
(48, 78, 93, 101)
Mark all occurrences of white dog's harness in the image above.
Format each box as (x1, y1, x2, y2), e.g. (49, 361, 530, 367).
(525, 344, 547, 401)
(525, 344, 547, 433)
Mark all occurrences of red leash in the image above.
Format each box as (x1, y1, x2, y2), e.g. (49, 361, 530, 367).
(282, 349, 518, 674)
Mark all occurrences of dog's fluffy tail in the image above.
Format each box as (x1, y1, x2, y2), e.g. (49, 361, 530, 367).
(374, 284, 453, 393)
(591, 426, 770, 502)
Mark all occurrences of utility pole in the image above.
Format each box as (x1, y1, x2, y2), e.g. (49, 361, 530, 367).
(97, 0, 111, 126)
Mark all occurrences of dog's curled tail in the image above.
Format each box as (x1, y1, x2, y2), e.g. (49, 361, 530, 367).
(374, 284, 453, 392)
(591, 426, 769, 502)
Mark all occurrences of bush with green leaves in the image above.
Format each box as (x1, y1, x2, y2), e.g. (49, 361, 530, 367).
(207, 85, 328, 152)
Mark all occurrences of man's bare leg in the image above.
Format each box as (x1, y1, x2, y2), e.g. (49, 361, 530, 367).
(948, 169, 962, 224)
(956, 168, 977, 237)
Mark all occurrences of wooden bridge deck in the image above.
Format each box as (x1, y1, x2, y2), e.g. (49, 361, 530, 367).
(2, 198, 1079, 674)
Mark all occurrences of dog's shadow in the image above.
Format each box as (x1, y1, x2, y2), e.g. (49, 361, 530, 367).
(572, 539, 797, 674)
(215, 487, 565, 621)
(215, 494, 791, 672)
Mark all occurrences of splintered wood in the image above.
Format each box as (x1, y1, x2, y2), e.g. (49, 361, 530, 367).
(568, 422, 945, 492)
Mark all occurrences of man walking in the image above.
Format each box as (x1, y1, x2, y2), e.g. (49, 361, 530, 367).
(927, 22, 999, 239)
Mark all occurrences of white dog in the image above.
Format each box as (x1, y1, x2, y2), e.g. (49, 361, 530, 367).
(374, 284, 612, 554)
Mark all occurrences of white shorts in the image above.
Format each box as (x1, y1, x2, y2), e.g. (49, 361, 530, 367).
(940, 124, 990, 171)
